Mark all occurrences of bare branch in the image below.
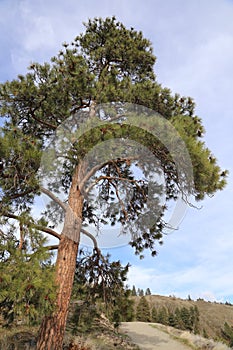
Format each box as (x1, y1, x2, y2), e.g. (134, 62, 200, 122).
(86, 175, 138, 194)
(45, 244, 59, 250)
(40, 186, 67, 212)
(81, 228, 99, 250)
(79, 156, 139, 193)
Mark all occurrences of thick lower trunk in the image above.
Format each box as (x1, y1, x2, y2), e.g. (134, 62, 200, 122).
(37, 167, 83, 349)
(36, 235, 79, 350)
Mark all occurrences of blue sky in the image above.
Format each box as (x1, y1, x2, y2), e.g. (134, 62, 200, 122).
(1, 0, 233, 303)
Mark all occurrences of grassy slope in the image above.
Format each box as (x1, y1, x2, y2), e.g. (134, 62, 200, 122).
(135, 295, 233, 340)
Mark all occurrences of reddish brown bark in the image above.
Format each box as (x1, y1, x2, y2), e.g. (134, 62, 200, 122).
(36, 235, 79, 349)
(36, 167, 83, 350)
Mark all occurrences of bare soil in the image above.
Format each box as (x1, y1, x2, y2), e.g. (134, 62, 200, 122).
(120, 322, 192, 350)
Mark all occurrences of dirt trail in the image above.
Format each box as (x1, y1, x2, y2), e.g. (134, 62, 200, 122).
(120, 322, 192, 350)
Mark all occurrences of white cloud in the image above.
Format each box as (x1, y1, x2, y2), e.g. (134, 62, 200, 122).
(127, 254, 233, 302)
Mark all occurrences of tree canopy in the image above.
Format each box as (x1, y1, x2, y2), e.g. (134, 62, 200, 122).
(0, 17, 226, 240)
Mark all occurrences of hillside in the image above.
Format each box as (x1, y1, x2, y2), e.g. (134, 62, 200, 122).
(133, 294, 233, 341)
(121, 322, 232, 350)
(1, 295, 233, 349)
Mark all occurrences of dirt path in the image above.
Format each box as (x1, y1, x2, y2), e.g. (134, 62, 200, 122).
(120, 322, 192, 350)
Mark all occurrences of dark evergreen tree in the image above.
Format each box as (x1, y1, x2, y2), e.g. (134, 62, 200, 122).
(180, 307, 192, 331)
(168, 311, 178, 328)
(116, 289, 135, 322)
(136, 296, 151, 322)
(174, 307, 184, 329)
(221, 322, 233, 347)
(157, 306, 169, 325)
(131, 285, 137, 296)
(145, 288, 152, 295)
(0, 16, 227, 349)
(138, 288, 144, 296)
(190, 305, 200, 333)
(151, 306, 158, 323)
(69, 302, 98, 335)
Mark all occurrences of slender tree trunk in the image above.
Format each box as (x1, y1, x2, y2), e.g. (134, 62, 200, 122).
(36, 167, 83, 350)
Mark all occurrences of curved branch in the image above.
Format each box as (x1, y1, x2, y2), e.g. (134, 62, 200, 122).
(79, 161, 110, 193)
(33, 224, 61, 240)
(40, 186, 67, 212)
(81, 228, 99, 250)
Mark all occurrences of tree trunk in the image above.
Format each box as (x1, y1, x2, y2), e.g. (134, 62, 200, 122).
(36, 167, 83, 350)
(36, 235, 79, 349)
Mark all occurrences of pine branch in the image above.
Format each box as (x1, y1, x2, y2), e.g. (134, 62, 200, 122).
(30, 100, 57, 130)
(7, 189, 35, 200)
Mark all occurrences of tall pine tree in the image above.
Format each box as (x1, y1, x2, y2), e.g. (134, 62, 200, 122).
(0, 17, 227, 349)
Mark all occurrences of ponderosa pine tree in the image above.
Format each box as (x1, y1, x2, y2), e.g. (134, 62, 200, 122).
(0, 17, 227, 349)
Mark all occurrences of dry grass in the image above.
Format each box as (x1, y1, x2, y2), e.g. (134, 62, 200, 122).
(0, 325, 38, 349)
(151, 323, 232, 350)
(66, 339, 92, 350)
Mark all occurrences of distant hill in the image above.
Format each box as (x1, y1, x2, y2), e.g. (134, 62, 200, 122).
(133, 294, 233, 342)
